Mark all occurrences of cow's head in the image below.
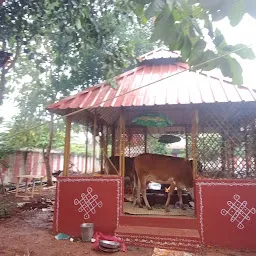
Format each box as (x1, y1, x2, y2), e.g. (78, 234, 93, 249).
(189, 159, 203, 174)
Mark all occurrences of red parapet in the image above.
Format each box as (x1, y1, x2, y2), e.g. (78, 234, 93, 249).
(53, 176, 122, 236)
(53, 176, 256, 251)
(195, 178, 256, 250)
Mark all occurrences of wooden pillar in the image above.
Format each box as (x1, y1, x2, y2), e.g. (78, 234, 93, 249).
(144, 127, 147, 153)
(191, 109, 199, 179)
(119, 111, 125, 176)
(85, 124, 89, 174)
(63, 118, 71, 176)
(105, 127, 109, 157)
(111, 125, 115, 156)
(185, 126, 189, 160)
(92, 114, 97, 174)
(100, 124, 104, 174)
(128, 128, 131, 157)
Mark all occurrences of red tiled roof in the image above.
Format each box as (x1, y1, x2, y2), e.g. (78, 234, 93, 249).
(47, 64, 256, 111)
(137, 47, 181, 62)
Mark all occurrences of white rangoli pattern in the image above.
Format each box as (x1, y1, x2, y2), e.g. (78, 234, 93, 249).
(220, 194, 256, 229)
(74, 187, 103, 219)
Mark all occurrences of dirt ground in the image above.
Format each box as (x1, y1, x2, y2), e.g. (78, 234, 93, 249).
(0, 188, 256, 256)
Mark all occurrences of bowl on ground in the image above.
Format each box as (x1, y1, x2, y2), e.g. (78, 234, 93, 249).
(99, 240, 121, 249)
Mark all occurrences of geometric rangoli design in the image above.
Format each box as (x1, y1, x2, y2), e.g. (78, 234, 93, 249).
(74, 187, 103, 219)
(220, 194, 256, 229)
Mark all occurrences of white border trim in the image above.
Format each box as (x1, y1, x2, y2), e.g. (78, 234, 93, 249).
(55, 178, 121, 232)
(198, 184, 204, 243)
(197, 182, 256, 187)
(115, 234, 200, 249)
(196, 181, 256, 244)
(55, 181, 60, 232)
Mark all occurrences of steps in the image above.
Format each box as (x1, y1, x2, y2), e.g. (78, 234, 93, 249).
(119, 215, 198, 229)
(115, 226, 201, 252)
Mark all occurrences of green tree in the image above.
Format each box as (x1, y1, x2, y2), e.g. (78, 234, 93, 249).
(0, 0, 139, 104)
(1, 0, 256, 106)
(1, 11, 156, 185)
(147, 136, 172, 155)
(133, 0, 255, 85)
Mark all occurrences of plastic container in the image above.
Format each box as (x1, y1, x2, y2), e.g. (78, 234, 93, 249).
(80, 223, 94, 242)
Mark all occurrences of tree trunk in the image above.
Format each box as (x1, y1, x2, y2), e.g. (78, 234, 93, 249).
(0, 40, 21, 105)
(43, 113, 54, 186)
(0, 68, 7, 105)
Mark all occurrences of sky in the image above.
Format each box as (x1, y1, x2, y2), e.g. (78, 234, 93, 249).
(0, 14, 256, 125)
(215, 14, 256, 89)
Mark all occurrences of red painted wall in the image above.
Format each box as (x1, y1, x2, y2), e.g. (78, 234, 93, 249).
(195, 179, 256, 250)
(2, 151, 99, 183)
(53, 176, 256, 250)
(53, 176, 122, 237)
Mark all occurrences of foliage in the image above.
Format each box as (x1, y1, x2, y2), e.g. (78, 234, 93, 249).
(69, 143, 93, 156)
(0, 120, 65, 152)
(54, 17, 156, 91)
(0, 132, 15, 159)
(133, 0, 255, 85)
(0, 0, 155, 104)
(0, 0, 50, 104)
(147, 135, 173, 155)
(1, 0, 255, 107)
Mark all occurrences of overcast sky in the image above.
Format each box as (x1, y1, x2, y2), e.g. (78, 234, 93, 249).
(0, 14, 256, 124)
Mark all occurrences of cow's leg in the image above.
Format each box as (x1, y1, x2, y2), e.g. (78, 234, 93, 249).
(187, 187, 194, 201)
(133, 180, 139, 207)
(132, 188, 137, 207)
(140, 178, 152, 210)
(132, 177, 137, 205)
(134, 176, 143, 208)
(165, 183, 176, 212)
(130, 174, 136, 203)
(178, 188, 186, 210)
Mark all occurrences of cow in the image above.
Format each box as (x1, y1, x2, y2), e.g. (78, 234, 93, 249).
(104, 156, 135, 190)
(133, 153, 198, 212)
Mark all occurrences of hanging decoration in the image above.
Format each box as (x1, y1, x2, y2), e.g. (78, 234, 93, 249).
(132, 113, 173, 127)
(158, 134, 181, 144)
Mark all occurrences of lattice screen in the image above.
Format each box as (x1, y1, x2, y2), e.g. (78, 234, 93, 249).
(125, 128, 145, 157)
(108, 103, 255, 179)
(197, 103, 256, 179)
(146, 127, 187, 158)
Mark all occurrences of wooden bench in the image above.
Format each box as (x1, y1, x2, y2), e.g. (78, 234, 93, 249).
(15, 175, 44, 198)
(0, 172, 6, 195)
